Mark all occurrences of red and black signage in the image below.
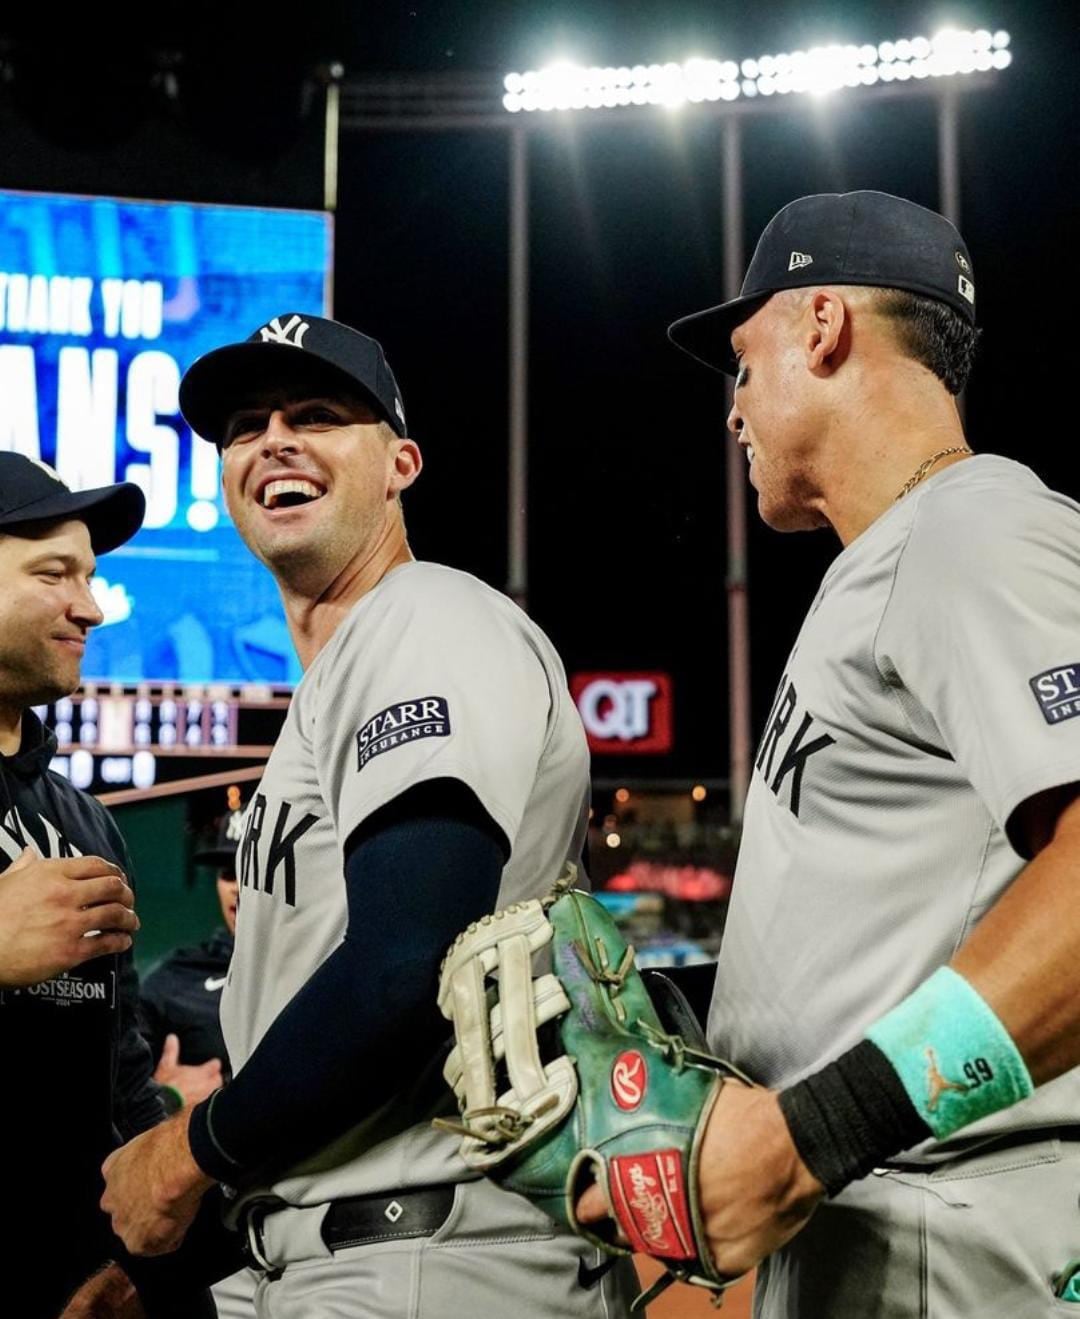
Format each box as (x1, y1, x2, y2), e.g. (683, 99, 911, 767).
(570, 672, 673, 755)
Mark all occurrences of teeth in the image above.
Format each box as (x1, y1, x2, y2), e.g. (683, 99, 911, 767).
(261, 479, 325, 509)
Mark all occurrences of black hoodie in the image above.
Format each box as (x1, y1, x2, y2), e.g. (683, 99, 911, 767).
(0, 710, 165, 1316)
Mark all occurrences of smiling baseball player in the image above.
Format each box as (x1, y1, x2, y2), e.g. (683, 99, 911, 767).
(423, 192, 1080, 1318)
(553, 190, 1080, 1315)
(99, 313, 636, 1318)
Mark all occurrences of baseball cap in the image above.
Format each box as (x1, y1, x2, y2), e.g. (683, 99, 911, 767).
(179, 312, 407, 449)
(668, 190, 977, 375)
(0, 452, 145, 554)
(193, 807, 246, 868)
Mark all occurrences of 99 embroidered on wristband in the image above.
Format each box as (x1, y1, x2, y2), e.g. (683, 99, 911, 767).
(865, 966, 1033, 1140)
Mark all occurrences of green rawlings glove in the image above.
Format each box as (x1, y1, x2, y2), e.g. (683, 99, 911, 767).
(435, 868, 751, 1308)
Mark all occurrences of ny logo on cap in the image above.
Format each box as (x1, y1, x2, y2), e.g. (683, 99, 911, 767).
(27, 457, 66, 487)
(258, 315, 310, 348)
(788, 251, 814, 272)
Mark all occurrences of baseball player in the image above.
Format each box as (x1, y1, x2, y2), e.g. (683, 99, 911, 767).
(138, 800, 260, 1317)
(574, 191, 1080, 1315)
(100, 313, 637, 1316)
(139, 802, 243, 1106)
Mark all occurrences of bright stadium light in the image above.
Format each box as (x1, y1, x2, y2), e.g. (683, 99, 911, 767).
(502, 27, 1011, 112)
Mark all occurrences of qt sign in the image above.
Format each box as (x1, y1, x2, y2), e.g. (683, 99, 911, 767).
(570, 672, 673, 755)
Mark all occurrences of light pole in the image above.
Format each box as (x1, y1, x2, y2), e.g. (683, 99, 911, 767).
(335, 27, 1012, 818)
(508, 126, 529, 609)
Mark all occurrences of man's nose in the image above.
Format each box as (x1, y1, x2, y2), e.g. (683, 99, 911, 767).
(70, 579, 104, 628)
(262, 410, 302, 454)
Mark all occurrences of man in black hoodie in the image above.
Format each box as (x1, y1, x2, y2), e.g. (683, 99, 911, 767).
(138, 803, 243, 1103)
(0, 453, 223, 1317)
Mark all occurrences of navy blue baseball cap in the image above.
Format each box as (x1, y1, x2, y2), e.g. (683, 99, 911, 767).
(0, 452, 145, 553)
(668, 190, 977, 375)
(193, 806, 245, 868)
(179, 312, 408, 449)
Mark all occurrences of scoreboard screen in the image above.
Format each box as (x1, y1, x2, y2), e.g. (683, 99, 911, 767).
(38, 684, 290, 800)
(0, 188, 332, 687)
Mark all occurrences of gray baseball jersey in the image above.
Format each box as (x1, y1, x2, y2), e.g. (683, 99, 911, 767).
(222, 560, 590, 1206)
(708, 455, 1080, 1150)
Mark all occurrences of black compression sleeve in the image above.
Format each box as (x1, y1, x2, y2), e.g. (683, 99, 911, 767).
(187, 780, 505, 1183)
(777, 1039, 932, 1196)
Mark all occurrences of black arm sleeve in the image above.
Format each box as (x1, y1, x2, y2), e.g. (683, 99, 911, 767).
(188, 779, 505, 1183)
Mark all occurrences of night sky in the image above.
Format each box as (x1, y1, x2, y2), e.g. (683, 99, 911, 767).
(1, 1, 1076, 790)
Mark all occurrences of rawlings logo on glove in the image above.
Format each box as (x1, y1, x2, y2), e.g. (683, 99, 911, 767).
(434, 867, 752, 1309)
(612, 1052, 647, 1109)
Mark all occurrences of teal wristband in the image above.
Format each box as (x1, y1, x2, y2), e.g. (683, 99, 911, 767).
(865, 966, 1033, 1140)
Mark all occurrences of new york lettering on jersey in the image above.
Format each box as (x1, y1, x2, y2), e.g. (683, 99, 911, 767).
(237, 792, 318, 908)
(754, 674, 835, 819)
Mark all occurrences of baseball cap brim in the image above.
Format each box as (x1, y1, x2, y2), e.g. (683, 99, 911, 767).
(0, 482, 146, 555)
(179, 341, 393, 448)
(667, 291, 772, 376)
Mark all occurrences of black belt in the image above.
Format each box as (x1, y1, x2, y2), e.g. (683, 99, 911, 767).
(244, 1185, 457, 1271)
(321, 1185, 456, 1249)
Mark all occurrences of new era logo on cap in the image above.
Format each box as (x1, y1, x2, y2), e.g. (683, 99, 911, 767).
(668, 191, 978, 376)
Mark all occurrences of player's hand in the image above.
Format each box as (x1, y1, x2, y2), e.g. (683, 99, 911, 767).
(577, 1081, 825, 1277)
(59, 1262, 145, 1318)
(0, 848, 138, 988)
(153, 1034, 224, 1107)
(101, 1109, 215, 1256)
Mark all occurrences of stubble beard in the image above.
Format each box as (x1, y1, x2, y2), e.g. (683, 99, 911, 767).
(0, 638, 80, 710)
(262, 512, 383, 599)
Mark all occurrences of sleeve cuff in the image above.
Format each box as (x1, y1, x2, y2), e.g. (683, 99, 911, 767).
(187, 1090, 246, 1184)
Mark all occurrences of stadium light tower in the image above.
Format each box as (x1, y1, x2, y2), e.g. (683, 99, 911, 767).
(332, 26, 1012, 819)
(498, 26, 1010, 819)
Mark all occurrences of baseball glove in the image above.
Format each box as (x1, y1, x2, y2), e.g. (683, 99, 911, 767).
(434, 867, 751, 1309)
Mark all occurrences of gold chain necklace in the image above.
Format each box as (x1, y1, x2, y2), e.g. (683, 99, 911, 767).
(895, 446, 973, 502)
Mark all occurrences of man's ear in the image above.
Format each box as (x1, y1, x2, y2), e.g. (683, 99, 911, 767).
(805, 289, 850, 374)
(389, 439, 422, 496)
